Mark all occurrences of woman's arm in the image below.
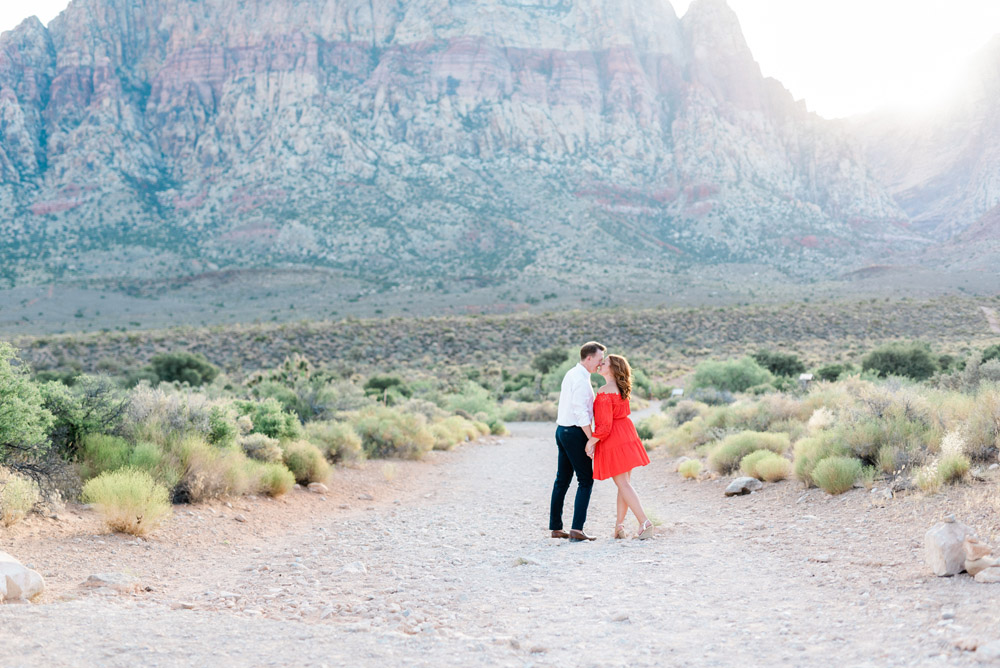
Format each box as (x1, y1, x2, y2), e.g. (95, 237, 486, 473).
(592, 396, 613, 441)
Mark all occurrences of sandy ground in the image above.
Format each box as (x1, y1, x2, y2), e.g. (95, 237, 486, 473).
(2, 412, 1000, 667)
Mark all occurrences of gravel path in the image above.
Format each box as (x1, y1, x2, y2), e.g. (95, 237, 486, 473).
(2, 417, 1000, 667)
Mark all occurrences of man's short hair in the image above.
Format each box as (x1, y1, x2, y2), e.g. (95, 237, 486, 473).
(580, 341, 607, 360)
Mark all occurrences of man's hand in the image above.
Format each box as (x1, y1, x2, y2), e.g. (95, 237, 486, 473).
(585, 437, 597, 459)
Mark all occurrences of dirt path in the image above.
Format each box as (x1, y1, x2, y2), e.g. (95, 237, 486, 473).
(2, 421, 1000, 667)
(982, 307, 1000, 335)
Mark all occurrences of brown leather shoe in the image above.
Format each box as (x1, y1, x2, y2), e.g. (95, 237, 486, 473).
(551, 530, 570, 539)
(569, 530, 596, 542)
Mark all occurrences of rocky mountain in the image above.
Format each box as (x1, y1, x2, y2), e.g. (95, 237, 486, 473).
(852, 36, 1000, 241)
(0, 0, 910, 295)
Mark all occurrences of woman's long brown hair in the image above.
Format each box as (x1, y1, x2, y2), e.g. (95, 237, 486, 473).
(606, 354, 632, 401)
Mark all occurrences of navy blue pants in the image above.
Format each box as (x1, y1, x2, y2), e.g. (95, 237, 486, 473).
(549, 425, 594, 532)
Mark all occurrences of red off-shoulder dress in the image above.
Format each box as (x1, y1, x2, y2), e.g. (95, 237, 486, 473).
(592, 392, 650, 481)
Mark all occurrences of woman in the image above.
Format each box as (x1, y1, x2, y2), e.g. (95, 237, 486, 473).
(586, 354, 653, 539)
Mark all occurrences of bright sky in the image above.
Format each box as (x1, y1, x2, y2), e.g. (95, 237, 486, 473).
(2, 0, 1000, 119)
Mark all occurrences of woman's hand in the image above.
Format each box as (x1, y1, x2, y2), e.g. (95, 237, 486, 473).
(585, 437, 597, 459)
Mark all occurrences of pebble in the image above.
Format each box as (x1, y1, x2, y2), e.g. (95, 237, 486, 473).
(942, 609, 956, 620)
(358, 493, 374, 501)
(234, 514, 247, 523)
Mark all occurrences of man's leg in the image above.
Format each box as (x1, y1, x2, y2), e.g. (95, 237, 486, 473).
(549, 427, 574, 531)
(560, 427, 594, 531)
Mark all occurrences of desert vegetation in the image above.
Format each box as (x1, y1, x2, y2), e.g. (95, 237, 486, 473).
(652, 343, 1000, 498)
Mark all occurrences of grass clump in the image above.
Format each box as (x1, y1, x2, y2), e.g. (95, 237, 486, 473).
(239, 433, 284, 463)
(0, 468, 41, 527)
(252, 461, 295, 497)
(79, 433, 132, 480)
(739, 450, 775, 479)
(755, 455, 793, 482)
(82, 467, 171, 536)
(793, 432, 848, 487)
(938, 453, 970, 484)
(811, 457, 863, 495)
(281, 441, 331, 484)
(915, 464, 942, 493)
(678, 459, 702, 480)
(708, 431, 790, 474)
(304, 420, 363, 462)
(351, 406, 434, 459)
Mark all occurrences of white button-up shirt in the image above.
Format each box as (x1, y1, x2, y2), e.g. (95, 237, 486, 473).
(556, 363, 595, 428)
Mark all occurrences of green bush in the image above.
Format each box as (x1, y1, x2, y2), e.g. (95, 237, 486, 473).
(173, 436, 255, 503)
(233, 399, 302, 440)
(815, 363, 854, 382)
(752, 350, 806, 378)
(149, 352, 218, 387)
(963, 390, 1000, 461)
(82, 467, 172, 536)
(755, 455, 793, 482)
(351, 407, 434, 459)
(678, 460, 702, 479)
(0, 343, 55, 473)
(40, 375, 126, 457)
(253, 461, 295, 497)
(938, 453, 971, 484)
(691, 357, 773, 393)
(127, 441, 181, 490)
(793, 432, 848, 487)
(446, 382, 501, 422)
(363, 375, 412, 405)
(282, 441, 331, 484)
(811, 457, 863, 495)
(983, 344, 1000, 364)
(861, 342, 937, 381)
(239, 433, 284, 463)
(0, 467, 40, 526)
(304, 420, 363, 462)
(707, 431, 790, 473)
(740, 449, 778, 479)
(79, 433, 132, 480)
(207, 406, 239, 448)
(531, 348, 569, 375)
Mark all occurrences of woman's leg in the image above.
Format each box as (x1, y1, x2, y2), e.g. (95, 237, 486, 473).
(612, 471, 648, 526)
(616, 487, 628, 526)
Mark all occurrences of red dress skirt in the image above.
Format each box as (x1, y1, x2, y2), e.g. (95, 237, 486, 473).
(592, 392, 650, 481)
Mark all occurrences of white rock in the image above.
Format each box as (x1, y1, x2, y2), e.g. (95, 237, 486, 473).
(977, 640, 1000, 663)
(308, 482, 329, 494)
(338, 561, 367, 575)
(974, 567, 1000, 584)
(725, 477, 763, 497)
(925, 518, 973, 576)
(82, 573, 140, 594)
(0, 551, 45, 602)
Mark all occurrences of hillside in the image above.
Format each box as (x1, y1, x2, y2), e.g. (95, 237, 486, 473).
(0, 0, 908, 299)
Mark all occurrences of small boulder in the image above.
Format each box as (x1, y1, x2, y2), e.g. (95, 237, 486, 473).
(725, 477, 763, 497)
(82, 573, 140, 594)
(0, 551, 45, 602)
(965, 537, 999, 576)
(974, 568, 1000, 584)
(925, 517, 973, 576)
(307, 482, 329, 494)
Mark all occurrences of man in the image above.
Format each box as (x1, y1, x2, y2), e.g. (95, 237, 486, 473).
(550, 341, 606, 542)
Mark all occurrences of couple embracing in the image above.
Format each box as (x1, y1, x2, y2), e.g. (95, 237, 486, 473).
(549, 341, 653, 542)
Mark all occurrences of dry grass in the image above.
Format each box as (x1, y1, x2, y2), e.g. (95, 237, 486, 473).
(0, 468, 40, 527)
(81, 468, 171, 536)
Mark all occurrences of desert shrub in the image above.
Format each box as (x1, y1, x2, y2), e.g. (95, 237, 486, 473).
(207, 406, 239, 448)
(363, 375, 412, 405)
(148, 351, 218, 387)
(739, 449, 776, 479)
(0, 467, 40, 526)
(503, 370, 538, 395)
(811, 457, 863, 495)
(982, 361, 1000, 384)
(983, 344, 1000, 364)
(755, 455, 793, 482)
(915, 464, 942, 493)
(678, 460, 702, 479)
(40, 375, 127, 457)
(0, 343, 55, 476)
(708, 431, 790, 473)
(127, 441, 181, 490)
(79, 433, 132, 480)
(671, 400, 708, 425)
(282, 441, 331, 484)
(752, 350, 806, 378)
(835, 384, 939, 466)
(351, 407, 434, 459)
(239, 433, 284, 463)
(446, 382, 500, 422)
(233, 399, 302, 440)
(123, 384, 216, 446)
(500, 400, 557, 422)
(253, 461, 295, 497)
(635, 421, 655, 440)
(861, 342, 937, 381)
(397, 398, 448, 421)
(531, 348, 569, 375)
(304, 420, 363, 462)
(691, 357, 773, 393)
(938, 453, 971, 484)
(963, 389, 1000, 461)
(815, 363, 854, 382)
(82, 467, 171, 536)
(806, 407, 836, 433)
(794, 432, 848, 487)
(429, 415, 483, 451)
(688, 388, 736, 405)
(173, 436, 255, 503)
